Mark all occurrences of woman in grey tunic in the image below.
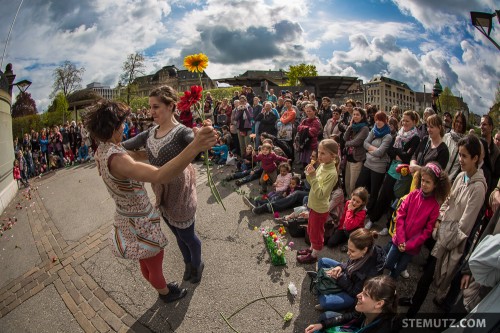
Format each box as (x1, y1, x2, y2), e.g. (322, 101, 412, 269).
(122, 86, 204, 283)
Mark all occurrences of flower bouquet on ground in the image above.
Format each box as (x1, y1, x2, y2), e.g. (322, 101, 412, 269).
(258, 226, 293, 266)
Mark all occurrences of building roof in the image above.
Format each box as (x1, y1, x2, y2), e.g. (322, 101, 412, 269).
(216, 70, 287, 87)
(367, 76, 412, 90)
(299, 76, 359, 98)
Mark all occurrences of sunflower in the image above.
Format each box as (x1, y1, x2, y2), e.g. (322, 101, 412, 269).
(183, 53, 209, 73)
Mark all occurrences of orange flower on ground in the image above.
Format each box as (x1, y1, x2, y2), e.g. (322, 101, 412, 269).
(184, 53, 209, 73)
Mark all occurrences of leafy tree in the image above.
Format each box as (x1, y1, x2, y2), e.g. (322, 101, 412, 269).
(286, 64, 318, 86)
(46, 92, 71, 124)
(11, 92, 37, 118)
(51, 61, 85, 98)
(489, 82, 500, 128)
(120, 52, 145, 105)
(438, 86, 459, 115)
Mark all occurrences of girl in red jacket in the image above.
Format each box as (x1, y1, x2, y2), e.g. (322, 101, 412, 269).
(327, 187, 368, 249)
(385, 162, 450, 279)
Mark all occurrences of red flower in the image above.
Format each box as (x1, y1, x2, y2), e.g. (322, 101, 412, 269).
(177, 85, 203, 111)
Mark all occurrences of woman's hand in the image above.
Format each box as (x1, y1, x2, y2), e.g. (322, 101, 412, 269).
(305, 323, 323, 333)
(192, 126, 217, 152)
(492, 190, 500, 213)
(409, 160, 420, 173)
(326, 266, 342, 279)
(398, 242, 406, 252)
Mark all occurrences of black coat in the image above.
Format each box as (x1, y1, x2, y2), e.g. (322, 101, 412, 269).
(336, 245, 386, 298)
(255, 111, 278, 137)
(321, 311, 401, 333)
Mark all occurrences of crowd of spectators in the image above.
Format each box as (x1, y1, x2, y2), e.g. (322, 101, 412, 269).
(11, 85, 500, 331)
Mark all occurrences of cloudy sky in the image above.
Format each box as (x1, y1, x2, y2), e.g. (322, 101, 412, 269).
(1, 0, 499, 114)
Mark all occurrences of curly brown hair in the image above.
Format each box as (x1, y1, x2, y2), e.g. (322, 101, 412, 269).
(83, 100, 130, 142)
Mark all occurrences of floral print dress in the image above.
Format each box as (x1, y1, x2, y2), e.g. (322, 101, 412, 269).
(95, 142, 167, 260)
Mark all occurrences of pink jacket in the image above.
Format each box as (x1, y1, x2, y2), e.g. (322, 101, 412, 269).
(338, 201, 366, 231)
(393, 189, 439, 255)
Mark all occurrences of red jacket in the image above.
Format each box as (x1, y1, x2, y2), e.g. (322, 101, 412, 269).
(338, 201, 366, 231)
(393, 189, 439, 256)
(253, 152, 288, 173)
(13, 167, 21, 180)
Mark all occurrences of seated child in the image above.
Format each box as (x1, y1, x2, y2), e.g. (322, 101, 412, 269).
(327, 187, 368, 249)
(211, 137, 229, 165)
(237, 145, 254, 171)
(251, 163, 292, 206)
(252, 143, 288, 194)
(64, 147, 75, 166)
(77, 141, 91, 163)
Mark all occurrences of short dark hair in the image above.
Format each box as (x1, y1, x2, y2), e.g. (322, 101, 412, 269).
(84, 100, 130, 142)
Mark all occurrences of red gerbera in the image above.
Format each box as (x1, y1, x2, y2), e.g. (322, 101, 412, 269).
(177, 85, 203, 111)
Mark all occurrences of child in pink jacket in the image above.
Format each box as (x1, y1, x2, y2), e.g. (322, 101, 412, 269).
(385, 162, 451, 279)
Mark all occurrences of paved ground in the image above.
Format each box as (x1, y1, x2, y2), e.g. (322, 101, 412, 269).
(0, 161, 442, 333)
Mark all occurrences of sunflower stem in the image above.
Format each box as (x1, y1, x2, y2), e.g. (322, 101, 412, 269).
(197, 70, 225, 210)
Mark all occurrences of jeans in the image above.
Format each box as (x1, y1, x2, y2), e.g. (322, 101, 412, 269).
(317, 258, 356, 311)
(268, 190, 309, 212)
(385, 242, 413, 279)
(163, 217, 202, 268)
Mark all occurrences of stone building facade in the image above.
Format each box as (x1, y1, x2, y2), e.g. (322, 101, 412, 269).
(364, 76, 416, 113)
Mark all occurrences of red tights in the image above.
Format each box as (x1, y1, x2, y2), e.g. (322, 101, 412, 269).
(139, 249, 167, 290)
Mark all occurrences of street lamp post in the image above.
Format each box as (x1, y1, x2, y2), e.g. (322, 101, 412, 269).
(431, 78, 443, 114)
(470, 10, 500, 50)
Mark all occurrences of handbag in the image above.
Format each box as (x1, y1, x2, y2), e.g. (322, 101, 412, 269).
(287, 218, 308, 237)
(310, 268, 343, 295)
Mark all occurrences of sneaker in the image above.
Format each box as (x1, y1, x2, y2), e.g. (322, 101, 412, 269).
(297, 253, 318, 264)
(190, 261, 205, 284)
(242, 196, 256, 209)
(400, 269, 410, 279)
(235, 180, 242, 186)
(224, 175, 235, 181)
(365, 221, 373, 230)
(159, 284, 188, 303)
(297, 248, 313, 256)
(252, 204, 269, 215)
(306, 271, 317, 279)
(379, 228, 389, 236)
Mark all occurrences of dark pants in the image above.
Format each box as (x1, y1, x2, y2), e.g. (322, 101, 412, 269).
(355, 165, 386, 214)
(369, 173, 397, 223)
(407, 255, 437, 318)
(163, 217, 202, 268)
(234, 168, 262, 184)
(269, 190, 309, 212)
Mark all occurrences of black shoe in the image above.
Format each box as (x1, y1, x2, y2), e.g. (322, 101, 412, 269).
(235, 180, 242, 186)
(224, 175, 235, 181)
(191, 261, 205, 284)
(306, 271, 317, 279)
(399, 297, 413, 307)
(183, 263, 193, 281)
(159, 284, 188, 303)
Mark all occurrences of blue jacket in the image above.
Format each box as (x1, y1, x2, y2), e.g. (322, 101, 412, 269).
(78, 145, 89, 160)
(212, 144, 229, 160)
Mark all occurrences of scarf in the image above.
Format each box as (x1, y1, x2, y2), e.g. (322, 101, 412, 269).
(351, 121, 368, 133)
(393, 126, 419, 149)
(449, 129, 463, 143)
(373, 124, 391, 138)
(345, 246, 374, 277)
